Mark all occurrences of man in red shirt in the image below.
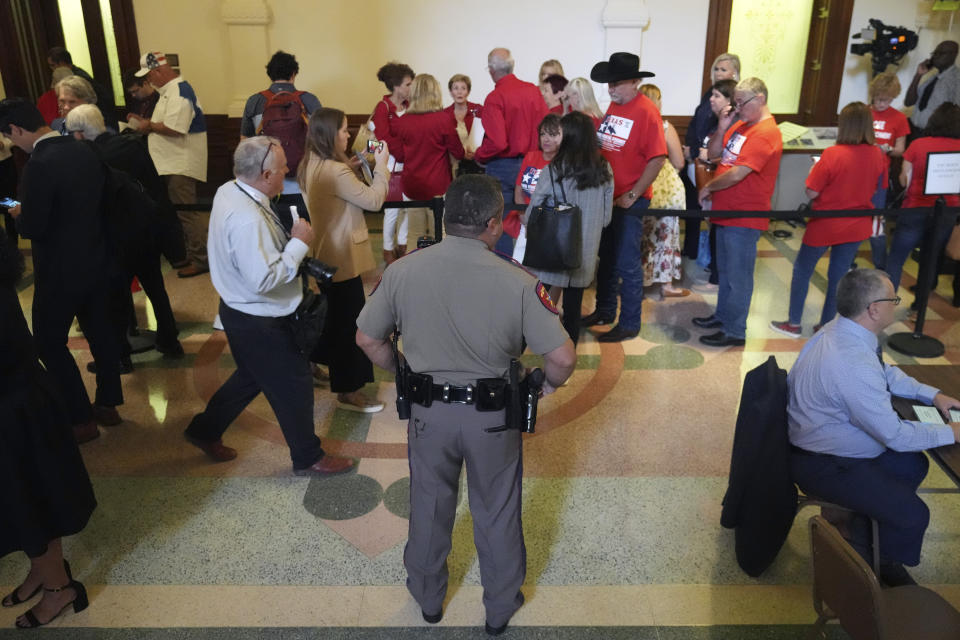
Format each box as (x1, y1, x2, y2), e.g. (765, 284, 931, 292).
(695, 77, 782, 347)
(581, 52, 665, 342)
(476, 47, 548, 254)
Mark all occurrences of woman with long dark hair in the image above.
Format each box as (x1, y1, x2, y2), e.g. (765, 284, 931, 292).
(299, 107, 389, 412)
(524, 111, 614, 343)
(770, 102, 886, 337)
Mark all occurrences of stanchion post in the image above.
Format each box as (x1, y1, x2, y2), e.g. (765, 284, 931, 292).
(432, 196, 444, 241)
(887, 197, 946, 358)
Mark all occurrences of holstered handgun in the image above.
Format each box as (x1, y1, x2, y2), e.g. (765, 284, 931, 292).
(393, 331, 411, 420)
(522, 368, 545, 433)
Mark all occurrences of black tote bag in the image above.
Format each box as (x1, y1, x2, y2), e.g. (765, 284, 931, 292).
(522, 164, 582, 271)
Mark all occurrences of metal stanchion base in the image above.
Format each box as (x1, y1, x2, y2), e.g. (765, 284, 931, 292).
(128, 329, 157, 354)
(887, 332, 945, 358)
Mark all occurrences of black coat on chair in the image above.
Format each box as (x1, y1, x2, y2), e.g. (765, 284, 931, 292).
(720, 355, 798, 577)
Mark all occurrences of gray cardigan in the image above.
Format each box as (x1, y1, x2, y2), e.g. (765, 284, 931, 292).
(524, 161, 614, 288)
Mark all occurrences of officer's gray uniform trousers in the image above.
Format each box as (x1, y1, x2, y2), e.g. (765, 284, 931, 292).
(404, 401, 526, 627)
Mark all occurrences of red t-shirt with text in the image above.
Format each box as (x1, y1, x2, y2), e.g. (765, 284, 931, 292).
(711, 116, 783, 230)
(803, 144, 885, 246)
(903, 136, 960, 208)
(872, 107, 909, 149)
(597, 94, 666, 200)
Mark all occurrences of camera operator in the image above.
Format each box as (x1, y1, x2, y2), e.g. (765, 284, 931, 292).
(184, 136, 354, 477)
(355, 174, 575, 635)
(905, 40, 960, 137)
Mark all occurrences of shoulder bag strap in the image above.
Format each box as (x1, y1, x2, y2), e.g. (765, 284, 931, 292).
(550, 162, 568, 205)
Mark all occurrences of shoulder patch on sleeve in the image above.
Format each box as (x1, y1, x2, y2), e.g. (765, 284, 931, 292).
(536, 282, 559, 314)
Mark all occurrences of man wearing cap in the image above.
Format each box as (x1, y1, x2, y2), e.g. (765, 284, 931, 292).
(128, 51, 209, 279)
(580, 52, 666, 342)
(694, 77, 782, 347)
(475, 47, 548, 255)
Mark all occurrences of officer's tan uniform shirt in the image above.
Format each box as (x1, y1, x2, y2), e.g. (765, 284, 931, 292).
(357, 235, 568, 386)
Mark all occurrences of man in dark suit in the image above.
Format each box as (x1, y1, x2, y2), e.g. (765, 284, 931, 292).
(67, 103, 184, 362)
(0, 98, 124, 443)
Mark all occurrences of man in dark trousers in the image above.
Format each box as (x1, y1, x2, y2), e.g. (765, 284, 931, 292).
(356, 175, 576, 636)
(66, 103, 184, 362)
(0, 98, 124, 443)
(46, 46, 118, 131)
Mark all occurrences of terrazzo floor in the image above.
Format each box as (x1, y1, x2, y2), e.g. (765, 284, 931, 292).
(4, 217, 960, 639)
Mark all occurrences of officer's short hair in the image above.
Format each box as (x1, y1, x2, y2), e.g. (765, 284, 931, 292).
(444, 175, 504, 237)
(836, 269, 891, 318)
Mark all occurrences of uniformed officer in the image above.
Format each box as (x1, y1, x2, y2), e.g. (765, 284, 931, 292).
(356, 174, 576, 635)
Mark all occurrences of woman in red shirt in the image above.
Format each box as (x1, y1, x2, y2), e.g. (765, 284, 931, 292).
(770, 102, 886, 337)
(505, 113, 562, 239)
(885, 103, 960, 295)
(867, 72, 910, 268)
(370, 62, 413, 264)
(539, 74, 568, 115)
(443, 74, 482, 176)
(392, 74, 464, 244)
(562, 78, 604, 130)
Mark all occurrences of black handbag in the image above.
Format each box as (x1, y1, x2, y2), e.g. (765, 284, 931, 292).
(288, 273, 327, 355)
(522, 164, 582, 271)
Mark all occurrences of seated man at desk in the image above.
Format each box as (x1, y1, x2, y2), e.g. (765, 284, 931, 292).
(787, 268, 960, 587)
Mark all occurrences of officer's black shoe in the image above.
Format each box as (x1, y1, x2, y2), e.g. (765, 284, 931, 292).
(699, 331, 745, 347)
(692, 315, 723, 329)
(580, 310, 614, 327)
(596, 325, 639, 342)
(422, 609, 442, 624)
(485, 592, 524, 636)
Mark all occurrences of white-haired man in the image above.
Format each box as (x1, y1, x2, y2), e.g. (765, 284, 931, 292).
(183, 137, 354, 477)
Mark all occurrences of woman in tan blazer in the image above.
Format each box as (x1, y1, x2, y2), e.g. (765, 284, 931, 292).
(299, 107, 389, 412)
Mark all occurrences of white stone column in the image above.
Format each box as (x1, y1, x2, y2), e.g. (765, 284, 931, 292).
(602, 0, 650, 60)
(221, 0, 272, 117)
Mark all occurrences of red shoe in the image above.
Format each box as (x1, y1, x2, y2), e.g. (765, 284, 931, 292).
(293, 455, 356, 477)
(183, 432, 237, 462)
(73, 421, 100, 444)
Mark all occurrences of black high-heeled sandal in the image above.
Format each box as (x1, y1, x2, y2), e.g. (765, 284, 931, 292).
(2, 560, 71, 608)
(14, 578, 88, 629)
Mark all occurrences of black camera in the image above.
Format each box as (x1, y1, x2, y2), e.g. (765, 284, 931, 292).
(850, 19, 918, 76)
(416, 236, 437, 249)
(300, 258, 337, 288)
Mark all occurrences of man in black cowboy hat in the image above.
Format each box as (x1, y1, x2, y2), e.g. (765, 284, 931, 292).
(581, 52, 666, 342)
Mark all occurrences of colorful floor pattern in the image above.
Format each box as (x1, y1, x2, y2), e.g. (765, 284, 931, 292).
(3, 220, 960, 638)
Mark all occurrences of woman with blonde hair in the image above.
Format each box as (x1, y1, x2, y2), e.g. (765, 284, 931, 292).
(299, 107, 389, 412)
(392, 74, 464, 243)
(866, 71, 909, 268)
(539, 59, 564, 83)
(562, 77, 604, 129)
(639, 84, 689, 298)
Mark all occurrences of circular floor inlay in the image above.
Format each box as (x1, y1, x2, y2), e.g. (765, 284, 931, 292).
(303, 473, 382, 520)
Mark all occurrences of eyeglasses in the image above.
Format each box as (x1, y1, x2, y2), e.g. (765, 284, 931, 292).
(870, 296, 901, 306)
(734, 95, 757, 110)
(259, 141, 275, 174)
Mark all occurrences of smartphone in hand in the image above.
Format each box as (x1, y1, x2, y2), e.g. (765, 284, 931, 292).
(0, 196, 20, 209)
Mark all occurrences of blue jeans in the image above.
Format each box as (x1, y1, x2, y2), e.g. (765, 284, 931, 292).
(885, 209, 957, 291)
(788, 241, 861, 326)
(595, 200, 648, 331)
(485, 156, 522, 256)
(715, 226, 761, 339)
(791, 448, 929, 566)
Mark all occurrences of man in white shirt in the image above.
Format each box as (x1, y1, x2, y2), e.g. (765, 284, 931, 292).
(183, 136, 354, 477)
(128, 51, 209, 278)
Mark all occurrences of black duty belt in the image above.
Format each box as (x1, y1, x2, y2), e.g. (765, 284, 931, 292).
(406, 372, 508, 411)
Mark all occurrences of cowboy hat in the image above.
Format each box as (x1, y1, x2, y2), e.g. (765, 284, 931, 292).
(590, 52, 655, 84)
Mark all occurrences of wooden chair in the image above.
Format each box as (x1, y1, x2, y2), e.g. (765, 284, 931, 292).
(808, 515, 960, 640)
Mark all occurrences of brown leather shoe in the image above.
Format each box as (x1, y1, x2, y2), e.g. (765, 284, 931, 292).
(293, 455, 355, 477)
(91, 404, 122, 426)
(183, 432, 237, 462)
(73, 421, 100, 444)
(177, 264, 209, 278)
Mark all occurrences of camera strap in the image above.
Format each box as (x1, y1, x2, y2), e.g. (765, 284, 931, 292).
(234, 181, 289, 243)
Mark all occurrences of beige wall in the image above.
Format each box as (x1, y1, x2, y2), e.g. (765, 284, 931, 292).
(133, 0, 959, 118)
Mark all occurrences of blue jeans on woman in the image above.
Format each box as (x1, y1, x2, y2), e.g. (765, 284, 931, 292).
(885, 209, 957, 292)
(787, 240, 861, 327)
